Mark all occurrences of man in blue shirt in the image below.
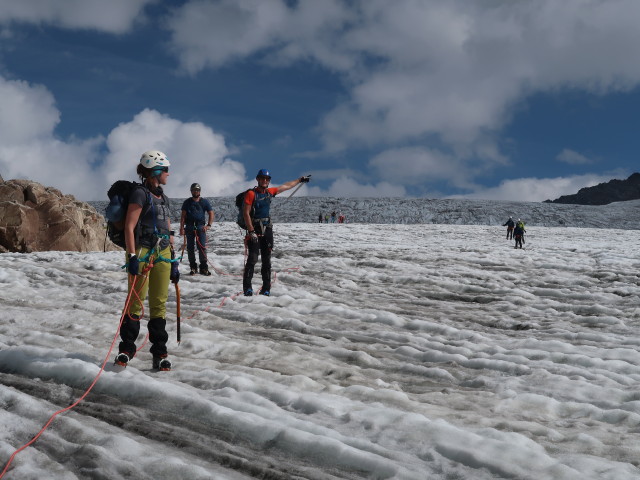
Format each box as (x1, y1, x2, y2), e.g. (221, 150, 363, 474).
(180, 183, 214, 275)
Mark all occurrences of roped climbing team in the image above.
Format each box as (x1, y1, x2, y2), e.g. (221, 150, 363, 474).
(118, 151, 310, 371)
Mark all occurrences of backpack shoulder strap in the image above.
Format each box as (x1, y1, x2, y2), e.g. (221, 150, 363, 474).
(131, 184, 153, 219)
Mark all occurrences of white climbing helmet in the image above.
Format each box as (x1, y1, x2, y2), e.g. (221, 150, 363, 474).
(139, 150, 170, 168)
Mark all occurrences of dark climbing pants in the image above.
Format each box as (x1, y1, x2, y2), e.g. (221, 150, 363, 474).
(186, 225, 207, 269)
(515, 234, 523, 249)
(119, 315, 168, 357)
(507, 227, 514, 239)
(243, 226, 274, 292)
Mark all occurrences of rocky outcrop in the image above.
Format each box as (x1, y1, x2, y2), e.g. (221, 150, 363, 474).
(0, 179, 118, 253)
(545, 173, 640, 205)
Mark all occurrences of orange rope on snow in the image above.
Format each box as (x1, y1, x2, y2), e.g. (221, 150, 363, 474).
(0, 265, 152, 478)
(0, 241, 300, 477)
(193, 229, 244, 278)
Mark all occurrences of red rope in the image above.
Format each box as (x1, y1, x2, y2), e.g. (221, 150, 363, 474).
(0, 269, 149, 478)
(0, 251, 299, 476)
(193, 229, 244, 277)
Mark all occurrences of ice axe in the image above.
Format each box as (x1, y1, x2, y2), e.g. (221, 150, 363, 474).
(175, 282, 181, 344)
(284, 175, 311, 202)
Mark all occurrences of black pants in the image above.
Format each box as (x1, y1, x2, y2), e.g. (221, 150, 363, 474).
(119, 314, 168, 358)
(243, 226, 274, 292)
(514, 234, 523, 249)
(185, 224, 207, 269)
(506, 227, 513, 239)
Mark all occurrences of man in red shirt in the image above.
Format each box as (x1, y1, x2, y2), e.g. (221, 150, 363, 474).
(242, 169, 310, 296)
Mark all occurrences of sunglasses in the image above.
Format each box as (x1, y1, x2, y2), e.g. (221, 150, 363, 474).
(257, 175, 271, 180)
(151, 166, 169, 176)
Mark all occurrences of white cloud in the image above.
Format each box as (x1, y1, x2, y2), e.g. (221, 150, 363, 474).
(0, 76, 60, 144)
(3, 1, 637, 202)
(167, 0, 640, 181)
(167, 0, 353, 74)
(0, 0, 152, 33)
(103, 109, 247, 198)
(306, 176, 406, 198)
(315, 0, 640, 151)
(368, 145, 509, 192)
(0, 75, 102, 199)
(0, 75, 246, 201)
(456, 173, 620, 202)
(556, 149, 594, 165)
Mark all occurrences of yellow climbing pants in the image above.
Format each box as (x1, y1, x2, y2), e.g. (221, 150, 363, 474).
(127, 245, 171, 319)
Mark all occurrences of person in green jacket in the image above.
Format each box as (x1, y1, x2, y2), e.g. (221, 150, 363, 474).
(514, 219, 526, 249)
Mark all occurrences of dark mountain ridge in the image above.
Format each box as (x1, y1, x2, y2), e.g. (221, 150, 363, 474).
(545, 172, 640, 205)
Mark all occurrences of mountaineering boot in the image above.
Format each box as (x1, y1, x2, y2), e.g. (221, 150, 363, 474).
(200, 265, 211, 276)
(114, 352, 131, 367)
(244, 289, 253, 296)
(190, 264, 197, 275)
(259, 287, 270, 296)
(152, 355, 172, 371)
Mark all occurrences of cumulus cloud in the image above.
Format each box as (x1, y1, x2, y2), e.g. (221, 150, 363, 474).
(556, 149, 595, 165)
(0, 76, 59, 144)
(104, 109, 247, 198)
(0, 75, 247, 200)
(0, 75, 102, 199)
(166, 0, 640, 193)
(317, 0, 640, 151)
(3, 1, 637, 202)
(0, 0, 152, 33)
(456, 173, 620, 202)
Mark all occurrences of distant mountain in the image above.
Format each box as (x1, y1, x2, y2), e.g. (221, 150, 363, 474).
(545, 173, 640, 205)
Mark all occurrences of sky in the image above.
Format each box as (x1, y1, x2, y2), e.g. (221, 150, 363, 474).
(0, 0, 638, 202)
(1, 216, 640, 479)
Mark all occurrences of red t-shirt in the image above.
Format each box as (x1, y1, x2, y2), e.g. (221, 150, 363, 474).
(244, 187, 278, 205)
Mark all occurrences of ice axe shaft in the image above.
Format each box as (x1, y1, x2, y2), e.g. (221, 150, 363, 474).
(175, 283, 181, 344)
(284, 175, 310, 202)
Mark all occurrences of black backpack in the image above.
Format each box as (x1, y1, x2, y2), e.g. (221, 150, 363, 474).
(105, 181, 149, 249)
(235, 188, 254, 230)
(235, 188, 274, 229)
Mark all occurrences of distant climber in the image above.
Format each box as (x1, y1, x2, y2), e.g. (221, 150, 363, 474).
(514, 219, 526, 249)
(503, 216, 515, 240)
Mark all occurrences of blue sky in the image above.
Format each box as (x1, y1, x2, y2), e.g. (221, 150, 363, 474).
(0, 0, 637, 201)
